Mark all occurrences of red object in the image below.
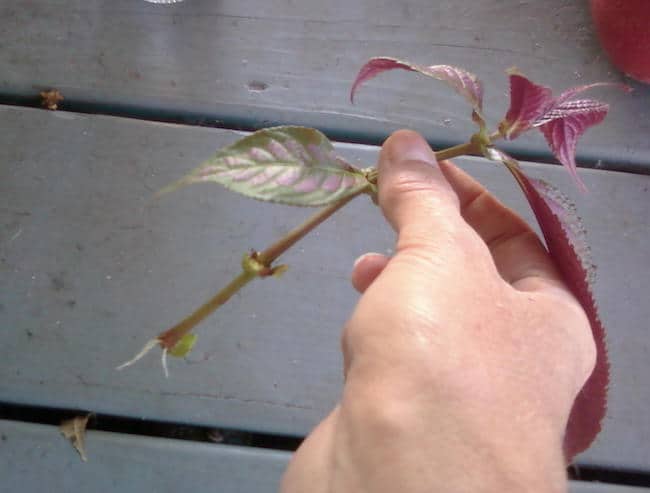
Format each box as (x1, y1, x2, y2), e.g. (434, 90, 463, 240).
(590, 0, 650, 83)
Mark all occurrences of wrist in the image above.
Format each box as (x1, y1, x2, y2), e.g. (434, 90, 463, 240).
(467, 418, 568, 493)
(341, 375, 569, 493)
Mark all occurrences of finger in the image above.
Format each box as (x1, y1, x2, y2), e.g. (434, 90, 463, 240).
(351, 252, 390, 293)
(377, 130, 467, 253)
(438, 160, 563, 288)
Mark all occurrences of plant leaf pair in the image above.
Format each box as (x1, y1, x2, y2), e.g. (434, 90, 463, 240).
(352, 57, 628, 192)
(499, 69, 629, 191)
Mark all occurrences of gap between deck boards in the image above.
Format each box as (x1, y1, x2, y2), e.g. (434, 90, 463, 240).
(2, 401, 650, 488)
(0, 400, 302, 452)
(1, 91, 648, 177)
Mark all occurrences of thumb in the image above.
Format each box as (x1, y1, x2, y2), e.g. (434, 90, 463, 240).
(378, 130, 463, 248)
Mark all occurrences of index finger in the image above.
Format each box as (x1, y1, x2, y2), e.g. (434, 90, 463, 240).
(438, 159, 564, 290)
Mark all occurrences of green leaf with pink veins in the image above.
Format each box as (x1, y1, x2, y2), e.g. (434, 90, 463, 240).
(158, 126, 370, 207)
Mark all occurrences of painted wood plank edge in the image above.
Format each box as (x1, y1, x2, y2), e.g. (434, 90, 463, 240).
(0, 92, 648, 178)
(1, 1, 649, 172)
(1, 420, 648, 493)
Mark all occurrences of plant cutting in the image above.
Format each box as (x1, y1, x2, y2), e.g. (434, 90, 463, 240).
(117, 56, 627, 461)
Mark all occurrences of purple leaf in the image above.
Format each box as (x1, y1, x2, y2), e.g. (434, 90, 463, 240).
(499, 69, 555, 140)
(554, 82, 631, 106)
(486, 148, 608, 461)
(532, 99, 608, 127)
(499, 70, 629, 191)
(539, 108, 608, 192)
(351, 57, 484, 117)
(158, 127, 369, 207)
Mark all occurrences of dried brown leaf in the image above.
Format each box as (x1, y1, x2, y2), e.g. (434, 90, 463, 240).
(60, 414, 92, 462)
(40, 89, 64, 111)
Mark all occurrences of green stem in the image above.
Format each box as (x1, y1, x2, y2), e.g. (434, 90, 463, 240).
(158, 188, 368, 349)
(258, 191, 361, 265)
(158, 270, 256, 348)
(156, 138, 483, 350)
(435, 141, 480, 161)
(488, 130, 503, 143)
(363, 140, 481, 186)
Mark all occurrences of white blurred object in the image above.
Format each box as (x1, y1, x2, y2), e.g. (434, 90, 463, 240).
(144, 0, 184, 3)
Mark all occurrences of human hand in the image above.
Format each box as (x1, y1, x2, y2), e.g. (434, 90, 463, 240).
(281, 130, 596, 493)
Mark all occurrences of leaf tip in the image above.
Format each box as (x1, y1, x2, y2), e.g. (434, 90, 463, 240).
(350, 56, 402, 104)
(152, 177, 193, 201)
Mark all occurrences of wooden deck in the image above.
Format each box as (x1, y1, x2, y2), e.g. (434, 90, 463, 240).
(2, 419, 648, 492)
(1, 1, 649, 490)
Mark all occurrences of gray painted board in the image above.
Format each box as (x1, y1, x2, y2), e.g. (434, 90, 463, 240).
(1, 106, 649, 470)
(0, 419, 289, 493)
(1, 1, 649, 172)
(572, 485, 650, 493)
(0, 420, 647, 493)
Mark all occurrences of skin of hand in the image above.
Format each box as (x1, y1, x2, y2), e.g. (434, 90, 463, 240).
(280, 130, 597, 493)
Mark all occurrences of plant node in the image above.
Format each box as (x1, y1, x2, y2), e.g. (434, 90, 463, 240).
(242, 251, 288, 278)
(470, 130, 493, 156)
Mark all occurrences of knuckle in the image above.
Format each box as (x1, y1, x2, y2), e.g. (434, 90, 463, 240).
(381, 176, 432, 210)
(343, 388, 412, 437)
(380, 168, 457, 210)
(527, 290, 598, 386)
(397, 219, 486, 268)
